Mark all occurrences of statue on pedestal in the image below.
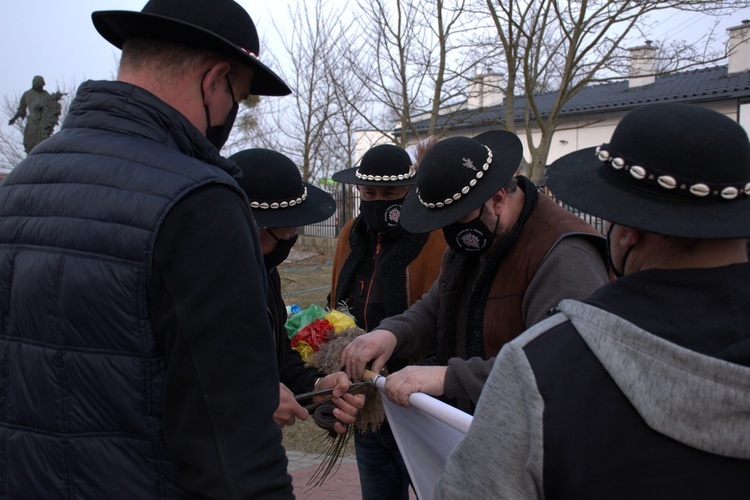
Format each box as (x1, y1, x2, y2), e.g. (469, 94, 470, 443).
(8, 76, 65, 154)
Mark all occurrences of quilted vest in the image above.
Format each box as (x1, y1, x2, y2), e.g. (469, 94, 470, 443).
(0, 121, 242, 497)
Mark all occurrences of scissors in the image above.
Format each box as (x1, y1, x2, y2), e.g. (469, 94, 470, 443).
(294, 380, 372, 411)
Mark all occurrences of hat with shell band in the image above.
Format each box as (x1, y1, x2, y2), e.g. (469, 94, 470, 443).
(229, 149, 336, 228)
(546, 102, 750, 239)
(399, 130, 523, 233)
(92, 0, 291, 96)
(332, 144, 416, 186)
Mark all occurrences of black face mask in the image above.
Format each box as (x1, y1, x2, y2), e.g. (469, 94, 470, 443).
(264, 230, 298, 270)
(203, 74, 239, 150)
(359, 197, 406, 234)
(442, 205, 498, 256)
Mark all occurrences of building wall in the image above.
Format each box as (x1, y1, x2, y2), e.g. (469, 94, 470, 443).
(353, 130, 394, 163)
(413, 100, 743, 169)
(539, 100, 739, 164)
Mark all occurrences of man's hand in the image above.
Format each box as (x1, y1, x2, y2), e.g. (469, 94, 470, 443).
(316, 372, 366, 435)
(340, 329, 398, 380)
(273, 383, 309, 428)
(384, 365, 448, 408)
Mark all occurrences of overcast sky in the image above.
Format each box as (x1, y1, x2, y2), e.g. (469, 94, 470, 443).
(2, 1, 749, 124)
(0, 1, 294, 104)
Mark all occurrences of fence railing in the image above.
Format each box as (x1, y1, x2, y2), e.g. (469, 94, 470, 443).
(300, 184, 605, 238)
(300, 184, 361, 238)
(544, 189, 607, 235)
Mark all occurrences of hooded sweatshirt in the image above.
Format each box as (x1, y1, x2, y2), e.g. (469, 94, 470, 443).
(436, 263, 750, 499)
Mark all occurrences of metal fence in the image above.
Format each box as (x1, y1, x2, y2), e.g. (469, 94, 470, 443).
(300, 184, 605, 237)
(300, 184, 361, 238)
(545, 189, 607, 235)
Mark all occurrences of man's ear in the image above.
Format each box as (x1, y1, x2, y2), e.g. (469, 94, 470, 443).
(200, 61, 232, 106)
(619, 226, 641, 248)
(487, 189, 506, 217)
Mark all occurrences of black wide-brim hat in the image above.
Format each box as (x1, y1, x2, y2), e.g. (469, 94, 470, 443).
(229, 149, 336, 228)
(92, 0, 291, 96)
(332, 144, 416, 186)
(546, 102, 750, 239)
(400, 130, 523, 233)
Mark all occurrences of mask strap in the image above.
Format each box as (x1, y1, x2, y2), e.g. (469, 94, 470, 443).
(478, 202, 500, 235)
(201, 71, 236, 131)
(607, 223, 633, 278)
(200, 69, 212, 130)
(225, 74, 236, 102)
(267, 228, 281, 242)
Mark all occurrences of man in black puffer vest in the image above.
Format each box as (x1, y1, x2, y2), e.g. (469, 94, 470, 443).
(0, 1, 294, 498)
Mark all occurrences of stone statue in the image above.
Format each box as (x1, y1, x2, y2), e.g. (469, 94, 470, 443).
(8, 76, 66, 154)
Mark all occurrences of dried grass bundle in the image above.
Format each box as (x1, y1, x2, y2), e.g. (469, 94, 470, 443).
(302, 326, 386, 487)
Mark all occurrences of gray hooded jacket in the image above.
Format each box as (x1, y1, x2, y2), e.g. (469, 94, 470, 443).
(436, 264, 750, 499)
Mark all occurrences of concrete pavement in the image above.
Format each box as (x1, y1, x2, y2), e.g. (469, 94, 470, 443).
(287, 451, 418, 499)
(287, 451, 362, 499)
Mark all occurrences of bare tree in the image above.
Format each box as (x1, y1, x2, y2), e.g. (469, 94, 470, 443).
(338, 0, 478, 146)
(261, 0, 347, 183)
(326, 38, 370, 173)
(475, 0, 750, 183)
(0, 94, 27, 171)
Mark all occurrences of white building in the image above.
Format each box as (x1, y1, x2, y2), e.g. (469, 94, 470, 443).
(399, 21, 750, 170)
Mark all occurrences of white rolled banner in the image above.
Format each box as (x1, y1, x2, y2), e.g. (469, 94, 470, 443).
(373, 375, 473, 500)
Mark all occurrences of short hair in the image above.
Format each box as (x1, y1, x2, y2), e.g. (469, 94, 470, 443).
(502, 175, 518, 194)
(120, 38, 240, 81)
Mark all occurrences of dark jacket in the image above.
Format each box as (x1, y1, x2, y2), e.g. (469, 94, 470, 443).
(0, 80, 291, 499)
(268, 267, 325, 394)
(330, 217, 446, 332)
